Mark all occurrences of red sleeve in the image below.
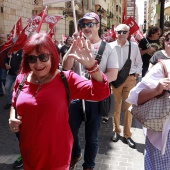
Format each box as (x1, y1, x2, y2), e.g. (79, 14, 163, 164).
(64, 71, 110, 101)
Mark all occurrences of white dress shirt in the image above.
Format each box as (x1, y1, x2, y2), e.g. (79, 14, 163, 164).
(109, 40, 143, 74)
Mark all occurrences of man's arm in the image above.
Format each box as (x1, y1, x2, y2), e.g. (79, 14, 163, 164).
(134, 46, 143, 79)
(139, 47, 155, 56)
(105, 44, 119, 82)
(105, 68, 118, 83)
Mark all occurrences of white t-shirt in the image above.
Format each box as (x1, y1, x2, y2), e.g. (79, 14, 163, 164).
(73, 40, 119, 76)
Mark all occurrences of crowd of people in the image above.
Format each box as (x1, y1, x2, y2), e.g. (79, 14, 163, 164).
(0, 11, 169, 170)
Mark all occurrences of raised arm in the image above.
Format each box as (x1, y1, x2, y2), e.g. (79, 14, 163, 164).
(63, 37, 105, 82)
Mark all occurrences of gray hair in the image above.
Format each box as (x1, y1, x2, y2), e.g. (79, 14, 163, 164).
(115, 24, 130, 31)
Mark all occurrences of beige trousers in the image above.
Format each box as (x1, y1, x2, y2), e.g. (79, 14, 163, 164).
(111, 75, 136, 138)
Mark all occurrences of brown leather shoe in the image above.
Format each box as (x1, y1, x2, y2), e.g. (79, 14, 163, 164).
(69, 153, 82, 170)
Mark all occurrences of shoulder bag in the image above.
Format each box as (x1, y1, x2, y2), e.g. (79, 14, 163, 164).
(131, 61, 170, 132)
(60, 71, 70, 105)
(95, 41, 111, 117)
(111, 41, 131, 88)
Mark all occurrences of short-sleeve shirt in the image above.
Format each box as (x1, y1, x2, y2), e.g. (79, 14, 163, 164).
(150, 50, 170, 65)
(60, 45, 70, 58)
(139, 38, 161, 67)
(91, 40, 119, 72)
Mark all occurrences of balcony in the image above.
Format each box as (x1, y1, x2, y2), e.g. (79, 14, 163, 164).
(95, 0, 107, 10)
(64, 1, 83, 18)
(165, 1, 170, 9)
(165, 1, 170, 15)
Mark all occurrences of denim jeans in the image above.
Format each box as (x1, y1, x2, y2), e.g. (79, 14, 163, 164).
(0, 69, 7, 94)
(5, 74, 16, 104)
(69, 99, 102, 169)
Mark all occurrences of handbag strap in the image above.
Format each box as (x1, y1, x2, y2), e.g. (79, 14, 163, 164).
(128, 41, 131, 59)
(156, 61, 168, 98)
(159, 60, 168, 78)
(95, 40, 106, 64)
(16, 72, 70, 109)
(15, 74, 28, 106)
(60, 71, 70, 105)
(15, 74, 28, 118)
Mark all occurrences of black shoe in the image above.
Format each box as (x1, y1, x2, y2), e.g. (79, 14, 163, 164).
(124, 137, 136, 148)
(4, 103, 11, 109)
(111, 132, 120, 142)
(102, 118, 109, 124)
(69, 153, 82, 170)
(13, 155, 23, 169)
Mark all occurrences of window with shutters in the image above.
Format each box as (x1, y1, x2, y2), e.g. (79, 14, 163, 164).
(34, 0, 39, 5)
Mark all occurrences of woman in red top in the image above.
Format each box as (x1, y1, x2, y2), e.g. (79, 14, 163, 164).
(8, 32, 109, 170)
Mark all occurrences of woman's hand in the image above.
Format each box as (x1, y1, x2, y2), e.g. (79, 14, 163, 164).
(138, 78, 170, 105)
(156, 78, 170, 94)
(9, 116, 22, 132)
(68, 37, 96, 69)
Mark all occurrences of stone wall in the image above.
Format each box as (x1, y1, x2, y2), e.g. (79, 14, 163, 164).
(0, 0, 34, 38)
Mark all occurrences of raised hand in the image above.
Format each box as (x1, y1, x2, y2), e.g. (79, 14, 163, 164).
(68, 36, 96, 69)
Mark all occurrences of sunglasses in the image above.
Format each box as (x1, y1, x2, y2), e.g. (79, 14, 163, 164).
(26, 53, 50, 63)
(79, 22, 98, 28)
(165, 37, 170, 42)
(116, 30, 128, 35)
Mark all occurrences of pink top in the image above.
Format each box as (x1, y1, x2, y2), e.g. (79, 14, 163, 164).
(12, 71, 109, 170)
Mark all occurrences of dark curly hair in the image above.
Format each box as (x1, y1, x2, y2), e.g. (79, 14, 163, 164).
(147, 26, 161, 37)
(160, 31, 170, 49)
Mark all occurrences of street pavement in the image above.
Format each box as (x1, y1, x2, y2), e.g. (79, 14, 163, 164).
(0, 92, 145, 170)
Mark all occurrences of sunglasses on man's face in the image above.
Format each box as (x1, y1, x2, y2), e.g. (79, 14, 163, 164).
(116, 30, 128, 35)
(26, 53, 50, 63)
(79, 22, 98, 28)
(165, 37, 170, 42)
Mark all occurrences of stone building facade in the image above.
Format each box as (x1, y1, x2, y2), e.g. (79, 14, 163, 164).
(0, 0, 34, 38)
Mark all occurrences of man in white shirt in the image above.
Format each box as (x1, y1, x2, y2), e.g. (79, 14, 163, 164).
(110, 24, 143, 148)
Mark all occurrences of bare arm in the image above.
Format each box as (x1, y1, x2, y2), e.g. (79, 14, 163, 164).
(105, 68, 118, 82)
(138, 88, 160, 105)
(89, 69, 103, 82)
(139, 47, 155, 56)
(138, 79, 170, 105)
